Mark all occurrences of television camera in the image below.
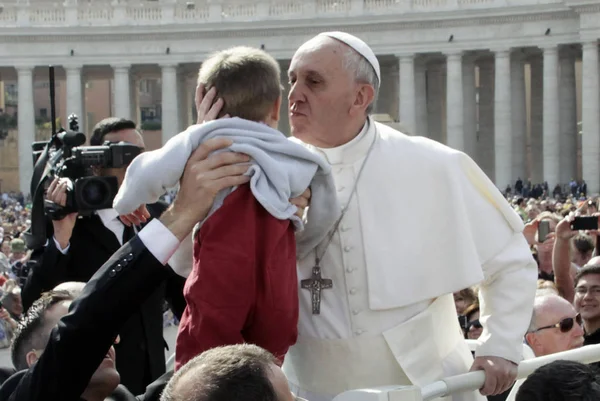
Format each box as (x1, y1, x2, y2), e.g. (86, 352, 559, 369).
(22, 66, 141, 250)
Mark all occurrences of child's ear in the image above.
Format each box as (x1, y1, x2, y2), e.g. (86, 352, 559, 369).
(270, 95, 282, 123)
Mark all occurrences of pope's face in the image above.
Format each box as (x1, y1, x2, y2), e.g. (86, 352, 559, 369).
(287, 37, 359, 148)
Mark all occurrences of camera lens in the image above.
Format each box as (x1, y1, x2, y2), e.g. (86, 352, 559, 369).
(80, 178, 110, 207)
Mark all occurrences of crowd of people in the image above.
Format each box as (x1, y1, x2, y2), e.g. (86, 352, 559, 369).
(0, 31, 597, 401)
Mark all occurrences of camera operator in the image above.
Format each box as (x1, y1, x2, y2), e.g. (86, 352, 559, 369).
(23, 117, 187, 395)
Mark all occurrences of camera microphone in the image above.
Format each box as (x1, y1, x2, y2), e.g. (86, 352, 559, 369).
(57, 131, 86, 147)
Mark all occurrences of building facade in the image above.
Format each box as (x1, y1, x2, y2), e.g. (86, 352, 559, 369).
(0, 0, 599, 194)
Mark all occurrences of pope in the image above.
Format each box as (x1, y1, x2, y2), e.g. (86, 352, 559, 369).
(196, 31, 538, 401)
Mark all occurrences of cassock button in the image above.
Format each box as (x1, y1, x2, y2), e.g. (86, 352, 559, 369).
(341, 225, 350, 232)
(354, 329, 364, 335)
(109, 269, 116, 278)
(344, 246, 352, 252)
(349, 288, 357, 295)
(352, 309, 360, 315)
(125, 253, 134, 262)
(115, 264, 123, 272)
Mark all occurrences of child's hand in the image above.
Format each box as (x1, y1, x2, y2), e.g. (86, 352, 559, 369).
(120, 205, 151, 227)
(291, 188, 311, 218)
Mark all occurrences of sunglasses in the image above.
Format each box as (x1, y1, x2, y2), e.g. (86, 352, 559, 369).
(530, 314, 582, 334)
(467, 319, 482, 330)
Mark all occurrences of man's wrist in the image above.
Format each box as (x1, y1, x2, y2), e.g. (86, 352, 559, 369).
(159, 205, 196, 242)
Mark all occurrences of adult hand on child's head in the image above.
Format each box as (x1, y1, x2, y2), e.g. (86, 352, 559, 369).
(195, 84, 229, 124)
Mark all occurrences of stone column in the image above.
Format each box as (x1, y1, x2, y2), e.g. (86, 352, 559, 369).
(414, 58, 428, 137)
(559, 49, 578, 185)
(17, 66, 35, 194)
(178, 74, 193, 131)
(542, 46, 560, 188)
(478, 59, 495, 179)
(494, 49, 512, 189)
(530, 56, 544, 183)
(426, 62, 443, 143)
(161, 63, 179, 144)
(129, 75, 140, 127)
(398, 54, 416, 134)
(462, 54, 477, 159)
(511, 52, 527, 183)
(65, 65, 84, 128)
(445, 51, 464, 151)
(279, 61, 291, 136)
(582, 41, 600, 193)
(112, 64, 131, 119)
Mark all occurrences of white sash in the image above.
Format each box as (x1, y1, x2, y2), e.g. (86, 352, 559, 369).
(283, 295, 485, 401)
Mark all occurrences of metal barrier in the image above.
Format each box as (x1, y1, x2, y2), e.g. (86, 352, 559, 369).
(333, 344, 600, 401)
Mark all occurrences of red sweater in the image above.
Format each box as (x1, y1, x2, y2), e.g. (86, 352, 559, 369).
(175, 184, 299, 370)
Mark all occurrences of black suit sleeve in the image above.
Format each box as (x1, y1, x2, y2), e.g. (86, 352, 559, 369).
(163, 269, 186, 320)
(5, 236, 170, 401)
(22, 235, 72, 312)
(146, 201, 186, 320)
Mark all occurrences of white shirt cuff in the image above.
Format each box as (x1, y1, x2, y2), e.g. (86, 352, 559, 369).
(138, 219, 180, 265)
(52, 236, 70, 255)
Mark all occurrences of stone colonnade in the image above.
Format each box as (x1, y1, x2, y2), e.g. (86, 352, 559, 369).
(13, 42, 600, 194)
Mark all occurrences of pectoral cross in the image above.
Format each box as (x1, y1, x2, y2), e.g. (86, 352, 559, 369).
(301, 265, 333, 315)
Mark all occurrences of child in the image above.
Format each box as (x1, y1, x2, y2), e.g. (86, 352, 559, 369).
(113, 46, 338, 370)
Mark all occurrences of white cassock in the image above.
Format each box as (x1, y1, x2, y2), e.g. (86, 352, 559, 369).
(284, 117, 538, 401)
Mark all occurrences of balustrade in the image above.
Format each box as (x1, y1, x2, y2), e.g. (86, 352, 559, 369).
(0, 0, 567, 27)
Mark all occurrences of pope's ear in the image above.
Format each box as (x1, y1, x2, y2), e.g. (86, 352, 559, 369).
(351, 84, 375, 116)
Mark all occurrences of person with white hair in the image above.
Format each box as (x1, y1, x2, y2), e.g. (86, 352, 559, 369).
(194, 31, 538, 401)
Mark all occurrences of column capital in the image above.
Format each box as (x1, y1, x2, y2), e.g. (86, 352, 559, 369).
(63, 64, 83, 72)
(582, 41, 599, 52)
(111, 63, 131, 71)
(15, 66, 34, 74)
(394, 53, 415, 61)
(443, 49, 464, 57)
(444, 51, 463, 62)
(490, 48, 511, 57)
(539, 44, 559, 54)
(160, 63, 179, 70)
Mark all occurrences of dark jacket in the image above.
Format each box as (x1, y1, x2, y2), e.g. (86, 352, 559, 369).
(1, 236, 175, 401)
(22, 202, 186, 394)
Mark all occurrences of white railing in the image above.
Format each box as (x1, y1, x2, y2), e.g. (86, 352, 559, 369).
(0, 0, 547, 27)
(333, 344, 600, 401)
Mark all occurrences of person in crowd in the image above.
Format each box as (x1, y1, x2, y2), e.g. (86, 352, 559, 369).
(114, 46, 335, 372)
(23, 117, 188, 394)
(515, 360, 600, 401)
(196, 31, 538, 401)
(0, 137, 289, 401)
(502, 294, 585, 401)
(463, 304, 482, 341)
(454, 287, 478, 316)
(571, 234, 594, 268)
(0, 280, 22, 321)
(160, 344, 294, 401)
(524, 294, 584, 357)
(573, 264, 600, 346)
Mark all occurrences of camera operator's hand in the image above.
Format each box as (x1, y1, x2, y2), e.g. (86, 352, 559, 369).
(160, 137, 251, 241)
(47, 177, 78, 250)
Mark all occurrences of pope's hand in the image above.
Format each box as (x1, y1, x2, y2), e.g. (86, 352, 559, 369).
(470, 356, 517, 396)
(195, 84, 227, 124)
